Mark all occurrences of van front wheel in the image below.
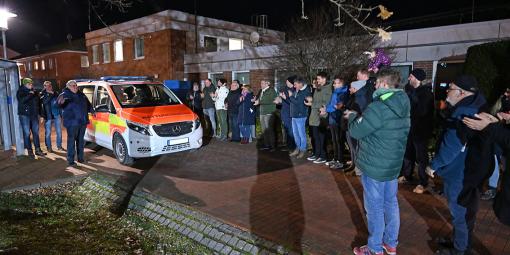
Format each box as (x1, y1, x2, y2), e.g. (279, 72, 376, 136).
(113, 134, 134, 166)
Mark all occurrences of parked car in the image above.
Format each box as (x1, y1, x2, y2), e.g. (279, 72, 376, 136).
(77, 76, 203, 165)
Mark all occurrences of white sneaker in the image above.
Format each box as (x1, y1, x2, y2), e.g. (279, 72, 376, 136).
(398, 176, 408, 184)
(413, 185, 425, 194)
(325, 160, 336, 166)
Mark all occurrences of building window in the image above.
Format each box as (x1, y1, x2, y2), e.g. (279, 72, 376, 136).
(114, 39, 123, 62)
(92, 45, 99, 64)
(41, 60, 45, 70)
(229, 38, 243, 51)
(48, 58, 53, 69)
(232, 71, 250, 85)
(208, 72, 224, 85)
(81, 55, 89, 68)
(34, 61, 38, 70)
(27, 62, 32, 71)
(204, 36, 218, 52)
(390, 64, 412, 88)
(103, 43, 111, 63)
(134, 37, 144, 59)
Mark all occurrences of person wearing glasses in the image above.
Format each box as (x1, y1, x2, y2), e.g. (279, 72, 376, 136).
(426, 75, 487, 255)
(57, 80, 93, 167)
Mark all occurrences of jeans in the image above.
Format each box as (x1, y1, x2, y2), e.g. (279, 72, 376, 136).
(292, 117, 307, 152)
(66, 125, 86, 164)
(311, 126, 327, 159)
(402, 136, 430, 186)
(444, 176, 472, 252)
(203, 108, 216, 136)
(19, 115, 41, 151)
(346, 131, 361, 175)
(44, 116, 62, 149)
(216, 109, 228, 139)
(240, 125, 251, 140)
(330, 124, 345, 162)
(228, 112, 240, 141)
(260, 114, 276, 148)
(361, 174, 400, 253)
(489, 155, 499, 189)
(282, 118, 295, 150)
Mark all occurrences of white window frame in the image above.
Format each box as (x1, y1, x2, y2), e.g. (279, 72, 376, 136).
(228, 38, 244, 51)
(34, 61, 39, 70)
(231, 71, 250, 85)
(114, 39, 124, 62)
(134, 37, 144, 59)
(81, 55, 89, 68)
(208, 72, 224, 84)
(102, 42, 111, 63)
(92, 45, 99, 64)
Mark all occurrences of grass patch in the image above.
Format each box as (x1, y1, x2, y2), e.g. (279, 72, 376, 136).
(0, 182, 212, 254)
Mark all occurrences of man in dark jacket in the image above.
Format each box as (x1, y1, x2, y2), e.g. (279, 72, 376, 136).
(17, 78, 46, 158)
(427, 75, 486, 255)
(201, 79, 217, 137)
(400, 69, 435, 194)
(286, 77, 311, 159)
(278, 76, 297, 152)
(225, 80, 242, 142)
(40, 81, 64, 153)
(58, 80, 93, 166)
(346, 69, 410, 255)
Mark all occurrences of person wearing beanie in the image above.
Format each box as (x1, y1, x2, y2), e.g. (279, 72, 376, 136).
(399, 68, 435, 195)
(426, 75, 488, 255)
(17, 78, 47, 158)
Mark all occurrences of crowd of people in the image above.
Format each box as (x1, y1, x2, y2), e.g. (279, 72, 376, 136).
(187, 66, 510, 255)
(17, 78, 92, 167)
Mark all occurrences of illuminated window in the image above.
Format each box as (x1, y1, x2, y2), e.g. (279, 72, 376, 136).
(41, 60, 45, 70)
(34, 61, 38, 70)
(114, 39, 123, 62)
(103, 43, 110, 63)
(134, 37, 144, 59)
(92, 45, 99, 64)
(81, 56, 89, 68)
(229, 38, 243, 51)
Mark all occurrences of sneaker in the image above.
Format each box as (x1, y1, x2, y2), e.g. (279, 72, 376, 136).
(57, 146, 66, 151)
(330, 162, 345, 170)
(297, 151, 306, 159)
(27, 151, 35, 159)
(436, 237, 454, 249)
(307, 155, 318, 161)
(413, 185, 425, 194)
(68, 162, 77, 167)
(398, 176, 409, 184)
(481, 188, 496, 200)
(313, 158, 327, 164)
(325, 160, 337, 166)
(289, 149, 299, 157)
(78, 159, 86, 164)
(382, 243, 397, 255)
(35, 149, 47, 156)
(353, 245, 383, 255)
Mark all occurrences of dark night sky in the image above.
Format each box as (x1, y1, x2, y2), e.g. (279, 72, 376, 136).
(2, 0, 510, 54)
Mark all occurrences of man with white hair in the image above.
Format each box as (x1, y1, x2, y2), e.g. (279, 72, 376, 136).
(58, 80, 93, 167)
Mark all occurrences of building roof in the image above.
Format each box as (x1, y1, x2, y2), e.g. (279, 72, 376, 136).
(14, 39, 87, 60)
(0, 46, 20, 59)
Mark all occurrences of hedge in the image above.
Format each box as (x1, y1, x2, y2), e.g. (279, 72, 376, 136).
(463, 40, 510, 104)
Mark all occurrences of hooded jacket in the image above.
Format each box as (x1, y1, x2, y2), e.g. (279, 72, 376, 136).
(430, 93, 487, 180)
(348, 88, 411, 181)
(326, 86, 349, 125)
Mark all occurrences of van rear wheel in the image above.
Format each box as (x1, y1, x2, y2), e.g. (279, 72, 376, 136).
(113, 134, 134, 166)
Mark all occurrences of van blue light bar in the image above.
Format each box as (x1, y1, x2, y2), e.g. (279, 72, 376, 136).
(100, 76, 153, 81)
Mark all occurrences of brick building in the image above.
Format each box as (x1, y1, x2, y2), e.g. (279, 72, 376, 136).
(84, 10, 285, 83)
(15, 40, 89, 89)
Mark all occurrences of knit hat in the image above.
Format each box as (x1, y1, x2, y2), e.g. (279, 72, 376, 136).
(22, 78, 33, 86)
(453, 75, 478, 93)
(410, 69, 426, 81)
(351, 80, 366, 90)
(287, 75, 297, 85)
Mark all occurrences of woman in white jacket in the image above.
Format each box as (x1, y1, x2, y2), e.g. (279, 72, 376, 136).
(213, 79, 230, 140)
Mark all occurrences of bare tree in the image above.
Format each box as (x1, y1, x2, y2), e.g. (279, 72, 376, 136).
(271, 4, 380, 83)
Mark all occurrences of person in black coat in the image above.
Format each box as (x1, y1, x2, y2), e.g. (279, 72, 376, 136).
(187, 82, 203, 115)
(463, 112, 510, 227)
(40, 81, 64, 152)
(225, 80, 242, 142)
(400, 69, 435, 194)
(17, 78, 46, 158)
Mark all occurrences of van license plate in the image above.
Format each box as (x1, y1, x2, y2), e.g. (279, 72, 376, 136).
(168, 138, 189, 145)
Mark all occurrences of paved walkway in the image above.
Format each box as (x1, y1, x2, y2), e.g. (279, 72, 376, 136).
(2, 131, 510, 254)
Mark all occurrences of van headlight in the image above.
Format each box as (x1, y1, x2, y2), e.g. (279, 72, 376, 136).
(194, 117, 201, 129)
(127, 121, 152, 136)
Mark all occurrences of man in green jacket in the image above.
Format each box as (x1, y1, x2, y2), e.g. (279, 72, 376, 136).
(345, 69, 410, 255)
(254, 79, 277, 150)
(307, 72, 332, 164)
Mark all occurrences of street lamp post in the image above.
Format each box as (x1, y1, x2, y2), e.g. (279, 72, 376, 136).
(0, 9, 17, 60)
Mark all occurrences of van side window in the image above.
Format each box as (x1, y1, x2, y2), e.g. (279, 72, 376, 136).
(95, 86, 111, 112)
(80, 86, 95, 104)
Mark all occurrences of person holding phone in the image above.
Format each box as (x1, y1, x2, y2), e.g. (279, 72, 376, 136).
(17, 78, 46, 158)
(286, 77, 311, 159)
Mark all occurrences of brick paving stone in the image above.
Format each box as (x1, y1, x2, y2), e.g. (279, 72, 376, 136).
(221, 246, 232, 255)
(229, 250, 241, 255)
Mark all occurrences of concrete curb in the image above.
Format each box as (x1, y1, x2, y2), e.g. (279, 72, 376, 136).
(0, 174, 89, 193)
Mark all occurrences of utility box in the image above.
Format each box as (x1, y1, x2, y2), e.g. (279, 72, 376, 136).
(0, 60, 23, 155)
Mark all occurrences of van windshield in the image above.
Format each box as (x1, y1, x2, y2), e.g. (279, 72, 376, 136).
(111, 84, 181, 108)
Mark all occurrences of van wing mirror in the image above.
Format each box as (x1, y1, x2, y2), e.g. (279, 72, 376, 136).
(95, 104, 109, 112)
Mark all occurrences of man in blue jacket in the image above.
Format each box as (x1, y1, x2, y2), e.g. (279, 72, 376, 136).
(40, 81, 64, 153)
(427, 75, 486, 255)
(17, 78, 46, 158)
(58, 80, 93, 166)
